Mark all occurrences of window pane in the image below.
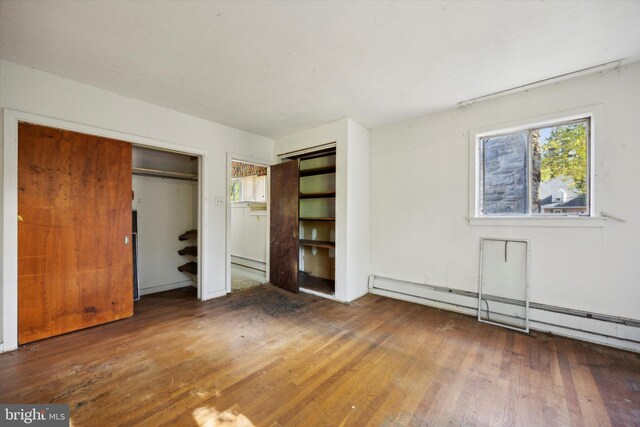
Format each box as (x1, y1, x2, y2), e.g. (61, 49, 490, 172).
(482, 132, 528, 215)
(531, 121, 588, 215)
(230, 179, 241, 202)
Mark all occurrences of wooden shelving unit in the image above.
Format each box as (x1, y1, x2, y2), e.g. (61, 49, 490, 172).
(178, 230, 197, 276)
(270, 150, 337, 296)
(299, 239, 335, 249)
(299, 191, 336, 199)
(299, 165, 336, 177)
(178, 246, 198, 256)
(297, 152, 336, 295)
(178, 261, 197, 275)
(299, 217, 335, 222)
(178, 229, 198, 241)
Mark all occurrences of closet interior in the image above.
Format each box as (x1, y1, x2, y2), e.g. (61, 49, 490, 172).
(298, 151, 336, 295)
(132, 146, 199, 297)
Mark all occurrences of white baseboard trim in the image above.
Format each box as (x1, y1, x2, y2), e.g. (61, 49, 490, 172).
(346, 289, 370, 304)
(231, 255, 266, 272)
(139, 280, 194, 296)
(204, 288, 228, 301)
(299, 287, 342, 302)
(370, 275, 640, 353)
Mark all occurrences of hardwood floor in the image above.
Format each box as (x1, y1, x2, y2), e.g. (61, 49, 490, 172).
(1, 285, 639, 426)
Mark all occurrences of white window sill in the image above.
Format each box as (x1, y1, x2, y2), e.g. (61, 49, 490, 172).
(467, 216, 607, 228)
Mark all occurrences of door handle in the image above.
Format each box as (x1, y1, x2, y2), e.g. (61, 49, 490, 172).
(124, 235, 129, 246)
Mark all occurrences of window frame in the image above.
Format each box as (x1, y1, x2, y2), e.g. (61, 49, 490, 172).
(468, 106, 603, 227)
(479, 117, 591, 217)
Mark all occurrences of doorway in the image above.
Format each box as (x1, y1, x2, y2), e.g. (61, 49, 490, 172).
(228, 159, 269, 292)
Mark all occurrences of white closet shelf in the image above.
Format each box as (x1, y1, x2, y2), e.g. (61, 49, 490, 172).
(132, 167, 197, 181)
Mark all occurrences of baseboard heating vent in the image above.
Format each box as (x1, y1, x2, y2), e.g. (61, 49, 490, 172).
(368, 274, 640, 353)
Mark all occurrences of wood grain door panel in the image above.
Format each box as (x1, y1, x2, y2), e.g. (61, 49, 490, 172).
(18, 123, 133, 344)
(269, 160, 299, 293)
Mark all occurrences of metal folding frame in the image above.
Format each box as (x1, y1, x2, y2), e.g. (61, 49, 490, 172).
(478, 238, 530, 333)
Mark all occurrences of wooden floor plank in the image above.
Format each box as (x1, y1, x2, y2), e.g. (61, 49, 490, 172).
(1, 285, 639, 426)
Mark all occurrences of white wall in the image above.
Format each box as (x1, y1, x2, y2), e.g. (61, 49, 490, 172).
(230, 203, 267, 269)
(133, 175, 197, 295)
(370, 62, 640, 350)
(345, 119, 370, 301)
(0, 59, 273, 350)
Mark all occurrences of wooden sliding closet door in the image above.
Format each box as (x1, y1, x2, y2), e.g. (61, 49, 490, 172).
(269, 160, 300, 293)
(18, 123, 133, 344)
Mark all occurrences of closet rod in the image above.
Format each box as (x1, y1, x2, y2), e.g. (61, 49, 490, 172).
(132, 167, 198, 181)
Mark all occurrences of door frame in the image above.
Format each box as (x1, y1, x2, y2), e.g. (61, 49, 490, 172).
(2, 109, 208, 352)
(225, 153, 271, 293)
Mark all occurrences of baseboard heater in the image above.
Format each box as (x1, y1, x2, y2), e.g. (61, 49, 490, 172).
(368, 274, 640, 352)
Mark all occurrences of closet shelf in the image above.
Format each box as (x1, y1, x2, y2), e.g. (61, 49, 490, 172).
(178, 232, 197, 275)
(178, 246, 198, 256)
(298, 272, 335, 295)
(178, 229, 198, 241)
(299, 217, 335, 222)
(299, 239, 335, 249)
(178, 261, 198, 275)
(132, 167, 197, 181)
(299, 191, 336, 199)
(299, 165, 336, 177)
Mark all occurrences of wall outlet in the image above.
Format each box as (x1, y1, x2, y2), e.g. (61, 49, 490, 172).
(215, 196, 224, 206)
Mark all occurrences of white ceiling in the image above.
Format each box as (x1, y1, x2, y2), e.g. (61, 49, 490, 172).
(1, 1, 640, 138)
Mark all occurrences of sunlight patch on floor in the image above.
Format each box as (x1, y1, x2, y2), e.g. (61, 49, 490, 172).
(193, 406, 255, 427)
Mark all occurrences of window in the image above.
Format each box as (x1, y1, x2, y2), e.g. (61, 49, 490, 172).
(230, 178, 242, 202)
(479, 117, 590, 217)
(230, 176, 266, 203)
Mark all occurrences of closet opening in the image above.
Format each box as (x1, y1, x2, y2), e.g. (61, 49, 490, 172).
(270, 145, 336, 296)
(132, 146, 200, 300)
(229, 160, 269, 292)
